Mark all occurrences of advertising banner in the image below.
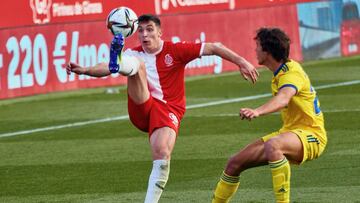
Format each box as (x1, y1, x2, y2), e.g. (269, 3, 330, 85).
(0, 22, 128, 99)
(161, 5, 302, 76)
(155, 0, 322, 15)
(1, 0, 320, 28)
(0, 0, 303, 99)
(0, 0, 154, 29)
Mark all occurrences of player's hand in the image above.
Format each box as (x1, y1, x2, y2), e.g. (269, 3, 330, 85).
(239, 108, 260, 121)
(238, 60, 259, 84)
(66, 62, 86, 75)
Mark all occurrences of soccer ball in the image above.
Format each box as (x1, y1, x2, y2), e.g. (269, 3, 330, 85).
(106, 7, 138, 37)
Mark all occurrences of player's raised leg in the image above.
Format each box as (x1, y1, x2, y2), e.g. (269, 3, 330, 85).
(109, 33, 150, 105)
(127, 63, 150, 105)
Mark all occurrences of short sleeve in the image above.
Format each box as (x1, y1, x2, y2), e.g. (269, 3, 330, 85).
(278, 71, 304, 94)
(174, 42, 203, 64)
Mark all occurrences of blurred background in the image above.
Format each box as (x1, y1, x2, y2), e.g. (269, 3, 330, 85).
(0, 0, 359, 99)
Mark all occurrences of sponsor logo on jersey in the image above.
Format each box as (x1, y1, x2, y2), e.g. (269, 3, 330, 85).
(164, 54, 174, 67)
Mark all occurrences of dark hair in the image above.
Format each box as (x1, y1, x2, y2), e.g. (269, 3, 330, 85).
(138, 14, 161, 27)
(254, 27, 290, 62)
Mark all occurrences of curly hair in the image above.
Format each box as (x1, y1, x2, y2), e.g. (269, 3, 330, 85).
(254, 27, 290, 62)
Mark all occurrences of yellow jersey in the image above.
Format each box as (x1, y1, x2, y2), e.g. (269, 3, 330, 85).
(271, 60, 326, 142)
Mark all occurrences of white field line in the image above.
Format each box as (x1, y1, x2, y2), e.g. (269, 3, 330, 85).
(1, 80, 359, 138)
(0, 115, 129, 138)
(187, 80, 360, 109)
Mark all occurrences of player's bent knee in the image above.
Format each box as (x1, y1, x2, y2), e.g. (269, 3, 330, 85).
(264, 138, 282, 159)
(120, 56, 141, 76)
(152, 147, 171, 160)
(225, 156, 244, 176)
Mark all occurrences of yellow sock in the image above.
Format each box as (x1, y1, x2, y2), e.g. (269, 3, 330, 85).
(269, 157, 291, 203)
(212, 171, 240, 203)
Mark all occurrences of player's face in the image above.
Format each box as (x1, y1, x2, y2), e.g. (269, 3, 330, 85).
(255, 40, 267, 65)
(137, 21, 162, 53)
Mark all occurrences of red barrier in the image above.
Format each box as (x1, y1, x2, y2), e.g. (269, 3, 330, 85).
(161, 5, 302, 75)
(155, 0, 320, 15)
(1, 0, 154, 29)
(0, 2, 303, 99)
(1, 0, 319, 29)
(0, 23, 128, 99)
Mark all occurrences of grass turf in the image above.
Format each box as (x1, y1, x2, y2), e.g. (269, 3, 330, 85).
(0, 55, 359, 202)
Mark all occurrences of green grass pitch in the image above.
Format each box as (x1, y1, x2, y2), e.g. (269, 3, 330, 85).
(0, 56, 360, 202)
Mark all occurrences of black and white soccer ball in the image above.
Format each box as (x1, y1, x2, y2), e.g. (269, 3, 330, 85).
(106, 7, 138, 37)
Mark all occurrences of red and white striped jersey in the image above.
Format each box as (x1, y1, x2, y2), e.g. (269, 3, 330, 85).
(124, 40, 204, 117)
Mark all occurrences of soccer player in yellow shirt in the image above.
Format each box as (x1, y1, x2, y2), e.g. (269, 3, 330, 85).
(212, 27, 327, 203)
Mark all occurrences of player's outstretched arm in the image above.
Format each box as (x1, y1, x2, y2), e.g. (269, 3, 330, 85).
(239, 86, 296, 121)
(202, 42, 259, 83)
(66, 62, 111, 77)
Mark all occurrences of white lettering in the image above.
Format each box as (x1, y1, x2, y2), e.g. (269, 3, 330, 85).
(162, 0, 177, 9)
(53, 3, 74, 17)
(69, 31, 79, 81)
(6, 37, 21, 89)
(74, 2, 83, 15)
(156, 0, 235, 14)
(33, 34, 48, 86)
(53, 31, 68, 83)
(97, 43, 108, 64)
(20, 36, 34, 87)
(172, 32, 223, 74)
(83, 1, 103, 14)
(6, 35, 49, 89)
(52, 1, 103, 17)
(6, 34, 49, 89)
(78, 45, 97, 80)
(0, 54, 2, 68)
(55, 32, 112, 82)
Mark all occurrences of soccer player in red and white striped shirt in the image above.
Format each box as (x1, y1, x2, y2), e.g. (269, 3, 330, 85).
(67, 14, 258, 203)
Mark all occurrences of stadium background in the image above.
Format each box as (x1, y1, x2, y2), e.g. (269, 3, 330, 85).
(1, 0, 359, 100)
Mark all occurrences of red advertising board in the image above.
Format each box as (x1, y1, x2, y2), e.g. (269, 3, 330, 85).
(155, 0, 322, 15)
(1, 0, 154, 29)
(160, 4, 302, 75)
(0, 22, 128, 99)
(0, 0, 304, 99)
(1, 0, 320, 29)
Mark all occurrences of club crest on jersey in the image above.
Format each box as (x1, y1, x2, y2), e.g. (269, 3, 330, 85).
(169, 113, 179, 127)
(164, 54, 174, 67)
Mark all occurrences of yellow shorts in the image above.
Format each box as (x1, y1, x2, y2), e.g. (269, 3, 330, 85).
(262, 129, 327, 164)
